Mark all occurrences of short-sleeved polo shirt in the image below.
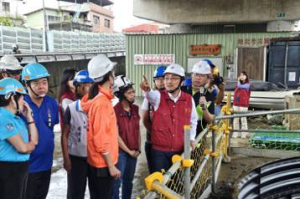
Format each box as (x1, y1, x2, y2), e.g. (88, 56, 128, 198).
(0, 107, 29, 162)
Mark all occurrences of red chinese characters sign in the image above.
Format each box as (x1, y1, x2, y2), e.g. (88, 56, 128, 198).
(190, 45, 221, 55)
(237, 38, 270, 47)
(134, 54, 175, 65)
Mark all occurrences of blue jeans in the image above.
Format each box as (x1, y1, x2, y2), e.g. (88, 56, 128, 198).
(151, 148, 182, 173)
(113, 151, 137, 199)
(145, 141, 152, 173)
(215, 104, 222, 116)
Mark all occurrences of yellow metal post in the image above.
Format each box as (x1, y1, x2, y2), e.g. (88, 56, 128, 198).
(184, 125, 191, 199)
(224, 93, 232, 157)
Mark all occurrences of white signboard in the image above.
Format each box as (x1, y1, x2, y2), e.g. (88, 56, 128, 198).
(187, 57, 223, 76)
(134, 54, 175, 65)
(288, 72, 296, 82)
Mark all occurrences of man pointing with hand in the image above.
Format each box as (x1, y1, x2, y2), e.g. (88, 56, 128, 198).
(140, 64, 198, 173)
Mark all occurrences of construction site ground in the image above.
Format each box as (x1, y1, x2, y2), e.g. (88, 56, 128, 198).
(50, 99, 299, 199)
(209, 116, 300, 199)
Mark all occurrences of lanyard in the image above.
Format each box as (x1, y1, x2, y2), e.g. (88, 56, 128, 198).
(47, 109, 52, 127)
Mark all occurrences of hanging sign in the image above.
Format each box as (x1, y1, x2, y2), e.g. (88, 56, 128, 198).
(190, 45, 221, 55)
(237, 38, 270, 47)
(134, 54, 175, 65)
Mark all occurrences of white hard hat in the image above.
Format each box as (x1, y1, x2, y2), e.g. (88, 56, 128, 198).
(192, 60, 211, 75)
(113, 75, 133, 94)
(164, 64, 185, 77)
(88, 54, 117, 82)
(0, 55, 22, 71)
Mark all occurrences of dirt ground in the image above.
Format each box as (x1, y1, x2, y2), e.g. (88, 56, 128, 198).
(51, 98, 151, 198)
(208, 116, 284, 199)
(209, 155, 277, 199)
(51, 99, 287, 199)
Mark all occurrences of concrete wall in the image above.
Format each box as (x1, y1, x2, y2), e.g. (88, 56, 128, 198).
(88, 3, 114, 33)
(26, 10, 44, 29)
(43, 56, 125, 98)
(0, 0, 26, 20)
(88, 11, 114, 33)
(133, 0, 300, 24)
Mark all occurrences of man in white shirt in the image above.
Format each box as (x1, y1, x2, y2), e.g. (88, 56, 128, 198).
(140, 64, 198, 173)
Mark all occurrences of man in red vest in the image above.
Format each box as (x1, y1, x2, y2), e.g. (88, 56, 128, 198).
(140, 64, 198, 173)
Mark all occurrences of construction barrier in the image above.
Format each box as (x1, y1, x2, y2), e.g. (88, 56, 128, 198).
(139, 94, 300, 199)
(140, 94, 233, 199)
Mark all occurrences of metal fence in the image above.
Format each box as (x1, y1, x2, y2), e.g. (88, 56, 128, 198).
(0, 25, 126, 54)
(139, 94, 300, 199)
(47, 30, 125, 52)
(0, 26, 44, 54)
(141, 95, 233, 199)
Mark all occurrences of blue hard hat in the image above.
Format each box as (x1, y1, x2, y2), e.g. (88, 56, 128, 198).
(73, 70, 94, 86)
(183, 77, 192, 87)
(203, 59, 216, 68)
(21, 63, 50, 81)
(153, 66, 167, 78)
(0, 78, 27, 96)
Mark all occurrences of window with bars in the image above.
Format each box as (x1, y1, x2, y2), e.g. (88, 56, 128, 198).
(48, 15, 61, 22)
(2, 2, 10, 12)
(104, 19, 110, 28)
(93, 15, 100, 25)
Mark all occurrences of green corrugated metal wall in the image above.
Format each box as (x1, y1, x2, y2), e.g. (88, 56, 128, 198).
(126, 32, 291, 96)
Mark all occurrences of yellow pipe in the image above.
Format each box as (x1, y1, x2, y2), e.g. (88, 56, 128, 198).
(223, 93, 231, 156)
(152, 182, 182, 199)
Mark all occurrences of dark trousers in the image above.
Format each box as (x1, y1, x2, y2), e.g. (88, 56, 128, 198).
(151, 148, 182, 173)
(0, 161, 28, 199)
(145, 141, 152, 173)
(88, 164, 114, 199)
(25, 169, 51, 199)
(67, 155, 92, 199)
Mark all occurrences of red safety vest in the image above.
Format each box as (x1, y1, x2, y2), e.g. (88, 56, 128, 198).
(151, 90, 192, 152)
(233, 83, 251, 107)
(114, 102, 140, 151)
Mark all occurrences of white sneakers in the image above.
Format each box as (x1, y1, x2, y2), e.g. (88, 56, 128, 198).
(232, 132, 249, 139)
(233, 106, 249, 139)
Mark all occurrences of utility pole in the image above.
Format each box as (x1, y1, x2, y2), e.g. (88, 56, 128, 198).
(42, 0, 48, 51)
(42, 0, 49, 31)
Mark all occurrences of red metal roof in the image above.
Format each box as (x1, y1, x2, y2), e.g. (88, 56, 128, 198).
(122, 24, 159, 34)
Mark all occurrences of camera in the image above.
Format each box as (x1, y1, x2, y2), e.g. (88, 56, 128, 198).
(212, 76, 224, 86)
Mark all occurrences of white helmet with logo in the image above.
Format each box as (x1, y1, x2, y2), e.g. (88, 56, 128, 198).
(0, 55, 22, 71)
(88, 54, 117, 82)
(192, 60, 211, 75)
(113, 75, 133, 95)
(164, 63, 185, 77)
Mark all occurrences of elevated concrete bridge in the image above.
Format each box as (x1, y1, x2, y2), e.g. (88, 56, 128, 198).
(133, 0, 300, 32)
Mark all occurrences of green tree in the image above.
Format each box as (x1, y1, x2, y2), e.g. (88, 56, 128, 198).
(0, 17, 13, 26)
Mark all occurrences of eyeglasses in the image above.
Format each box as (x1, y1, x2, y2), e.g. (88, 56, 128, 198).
(164, 77, 181, 82)
(193, 73, 208, 78)
(154, 77, 164, 81)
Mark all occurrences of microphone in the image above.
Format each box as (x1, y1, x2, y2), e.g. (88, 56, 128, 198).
(199, 87, 205, 108)
(199, 87, 204, 96)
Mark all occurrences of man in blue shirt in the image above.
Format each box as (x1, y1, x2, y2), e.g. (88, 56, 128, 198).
(21, 63, 59, 199)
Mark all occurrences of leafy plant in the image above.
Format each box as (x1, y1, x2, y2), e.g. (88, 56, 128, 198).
(0, 17, 13, 26)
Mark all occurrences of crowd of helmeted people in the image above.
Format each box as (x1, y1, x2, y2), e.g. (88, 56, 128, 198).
(0, 54, 250, 199)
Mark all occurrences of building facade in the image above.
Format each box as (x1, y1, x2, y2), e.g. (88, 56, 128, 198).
(23, 0, 114, 32)
(0, 0, 26, 26)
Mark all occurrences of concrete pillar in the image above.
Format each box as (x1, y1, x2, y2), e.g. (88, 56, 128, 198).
(267, 20, 296, 32)
(167, 24, 192, 33)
